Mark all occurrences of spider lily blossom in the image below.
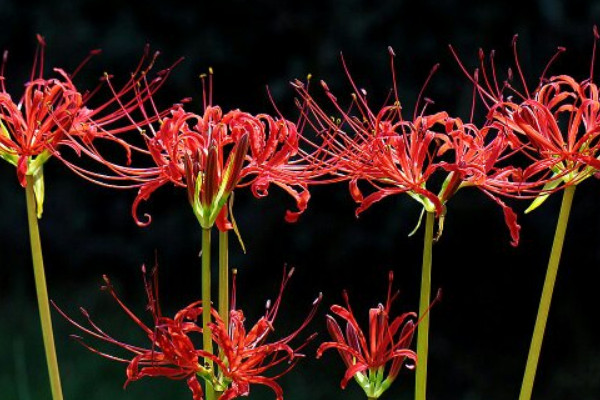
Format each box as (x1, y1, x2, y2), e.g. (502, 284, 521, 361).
(52, 266, 219, 400)
(436, 117, 524, 245)
(293, 49, 446, 218)
(207, 268, 322, 400)
(491, 75, 600, 212)
(131, 104, 301, 229)
(317, 272, 419, 399)
(55, 267, 320, 400)
(450, 30, 600, 212)
(64, 70, 311, 228)
(0, 35, 176, 217)
(0, 35, 84, 217)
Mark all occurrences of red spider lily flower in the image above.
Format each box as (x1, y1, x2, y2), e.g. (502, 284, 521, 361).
(293, 48, 446, 218)
(65, 70, 311, 228)
(0, 35, 84, 216)
(295, 48, 528, 244)
(208, 268, 322, 400)
(54, 267, 320, 400)
(436, 117, 524, 245)
(450, 29, 600, 212)
(53, 266, 218, 400)
(491, 75, 600, 211)
(317, 271, 419, 399)
(0, 35, 177, 217)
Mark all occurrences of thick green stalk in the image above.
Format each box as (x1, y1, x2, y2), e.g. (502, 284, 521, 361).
(218, 230, 229, 332)
(25, 175, 64, 400)
(201, 227, 215, 400)
(415, 211, 435, 400)
(518, 185, 575, 400)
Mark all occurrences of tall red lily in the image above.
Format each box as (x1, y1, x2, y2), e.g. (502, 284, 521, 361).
(450, 29, 600, 400)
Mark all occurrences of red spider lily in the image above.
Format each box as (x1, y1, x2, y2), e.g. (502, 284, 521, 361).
(450, 29, 600, 211)
(317, 271, 418, 399)
(208, 268, 322, 400)
(491, 75, 600, 210)
(295, 49, 530, 244)
(0, 35, 177, 217)
(53, 266, 218, 400)
(0, 35, 84, 216)
(64, 70, 311, 228)
(293, 49, 446, 217)
(54, 267, 320, 400)
(436, 117, 524, 245)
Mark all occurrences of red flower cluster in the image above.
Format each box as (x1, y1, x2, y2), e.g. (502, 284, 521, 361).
(451, 29, 600, 211)
(55, 267, 320, 400)
(294, 48, 526, 244)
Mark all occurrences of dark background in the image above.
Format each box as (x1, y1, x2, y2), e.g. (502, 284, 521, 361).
(1, 1, 600, 400)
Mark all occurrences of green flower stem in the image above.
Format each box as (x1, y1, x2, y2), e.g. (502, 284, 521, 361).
(25, 175, 64, 400)
(518, 185, 576, 400)
(201, 227, 215, 400)
(218, 230, 229, 332)
(415, 210, 435, 400)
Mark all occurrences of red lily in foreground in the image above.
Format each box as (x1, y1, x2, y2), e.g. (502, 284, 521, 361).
(55, 267, 320, 400)
(208, 268, 322, 400)
(318, 272, 420, 399)
(53, 267, 217, 400)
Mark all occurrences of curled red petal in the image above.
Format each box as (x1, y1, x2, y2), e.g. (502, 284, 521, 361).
(484, 191, 520, 247)
(131, 180, 165, 227)
(186, 376, 204, 400)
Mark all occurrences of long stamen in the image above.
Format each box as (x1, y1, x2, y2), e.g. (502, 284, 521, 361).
(414, 64, 439, 121)
(590, 26, 599, 84)
(512, 34, 531, 98)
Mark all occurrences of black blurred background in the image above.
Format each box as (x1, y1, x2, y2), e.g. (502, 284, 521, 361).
(1, 1, 600, 400)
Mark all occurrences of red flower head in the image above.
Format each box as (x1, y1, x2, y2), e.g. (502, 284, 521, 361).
(53, 266, 217, 400)
(0, 35, 84, 216)
(0, 35, 176, 217)
(294, 48, 527, 245)
(68, 69, 311, 229)
(208, 268, 321, 400)
(450, 28, 600, 212)
(317, 271, 418, 399)
(293, 48, 447, 217)
(55, 266, 320, 400)
(436, 117, 524, 245)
